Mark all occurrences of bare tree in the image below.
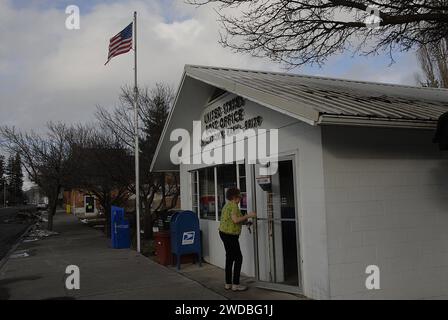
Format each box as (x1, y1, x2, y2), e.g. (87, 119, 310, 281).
(0, 123, 77, 230)
(188, 0, 448, 68)
(417, 37, 448, 88)
(96, 83, 179, 238)
(70, 125, 133, 238)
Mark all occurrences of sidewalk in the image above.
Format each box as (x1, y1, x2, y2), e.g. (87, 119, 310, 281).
(171, 263, 305, 300)
(0, 212, 225, 300)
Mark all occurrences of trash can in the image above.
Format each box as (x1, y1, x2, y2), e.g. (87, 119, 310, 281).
(153, 210, 196, 266)
(154, 231, 172, 265)
(170, 210, 202, 270)
(111, 206, 130, 249)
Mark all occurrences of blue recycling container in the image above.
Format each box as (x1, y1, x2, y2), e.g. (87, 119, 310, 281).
(111, 206, 130, 249)
(170, 210, 202, 270)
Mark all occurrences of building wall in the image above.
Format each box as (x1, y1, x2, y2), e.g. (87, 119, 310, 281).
(25, 187, 47, 205)
(64, 190, 100, 217)
(322, 126, 448, 299)
(179, 94, 330, 299)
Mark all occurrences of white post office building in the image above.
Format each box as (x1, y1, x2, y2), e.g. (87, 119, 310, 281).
(151, 65, 448, 299)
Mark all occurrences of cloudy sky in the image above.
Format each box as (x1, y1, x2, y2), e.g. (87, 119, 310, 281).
(0, 0, 423, 133)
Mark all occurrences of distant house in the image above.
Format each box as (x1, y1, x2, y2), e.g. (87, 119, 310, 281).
(24, 186, 48, 205)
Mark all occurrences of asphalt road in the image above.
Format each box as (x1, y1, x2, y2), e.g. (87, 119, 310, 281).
(0, 207, 35, 261)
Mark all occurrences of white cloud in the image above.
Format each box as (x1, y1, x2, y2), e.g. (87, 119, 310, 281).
(154, 19, 203, 45)
(0, 0, 277, 131)
(0, 0, 423, 133)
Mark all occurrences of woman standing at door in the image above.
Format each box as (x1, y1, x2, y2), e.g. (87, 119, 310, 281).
(219, 188, 256, 291)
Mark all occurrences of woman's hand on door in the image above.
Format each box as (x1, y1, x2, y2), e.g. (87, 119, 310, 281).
(247, 212, 257, 219)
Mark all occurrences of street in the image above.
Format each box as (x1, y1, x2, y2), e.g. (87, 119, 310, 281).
(0, 207, 35, 262)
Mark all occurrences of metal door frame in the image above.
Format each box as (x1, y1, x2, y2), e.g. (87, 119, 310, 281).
(252, 153, 303, 295)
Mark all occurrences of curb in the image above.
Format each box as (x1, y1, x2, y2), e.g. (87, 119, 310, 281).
(0, 223, 35, 271)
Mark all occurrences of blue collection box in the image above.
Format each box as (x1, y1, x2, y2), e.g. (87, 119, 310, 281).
(170, 211, 202, 270)
(111, 206, 130, 249)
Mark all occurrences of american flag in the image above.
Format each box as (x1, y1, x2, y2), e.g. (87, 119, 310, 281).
(105, 23, 133, 65)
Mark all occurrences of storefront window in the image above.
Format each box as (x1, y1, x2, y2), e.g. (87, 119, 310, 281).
(198, 167, 216, 220)
(217, 164, 237, 219)
(191, 163, 247, 221)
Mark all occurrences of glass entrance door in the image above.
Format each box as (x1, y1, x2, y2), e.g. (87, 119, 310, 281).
(253, 157, 302, 293)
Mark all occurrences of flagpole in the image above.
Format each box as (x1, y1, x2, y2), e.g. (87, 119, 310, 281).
(133, 11, 141, 253)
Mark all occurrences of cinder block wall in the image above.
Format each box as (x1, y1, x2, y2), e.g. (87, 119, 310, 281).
(322, 126, 448, 299)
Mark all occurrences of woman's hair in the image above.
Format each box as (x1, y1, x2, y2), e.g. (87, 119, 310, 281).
(226, 187, 241, 201)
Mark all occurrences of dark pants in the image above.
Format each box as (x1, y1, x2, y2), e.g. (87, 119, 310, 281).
(219, 231, 243, 285)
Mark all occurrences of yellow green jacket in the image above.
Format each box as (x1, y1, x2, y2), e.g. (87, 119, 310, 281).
(219, 201, 242, 235)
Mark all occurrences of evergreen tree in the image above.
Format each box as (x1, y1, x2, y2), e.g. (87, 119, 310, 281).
(0, 155, 5, 206)
(6, 155, 14, 203)
(5, 152, 24, 204)
(13, 153, 24, 202)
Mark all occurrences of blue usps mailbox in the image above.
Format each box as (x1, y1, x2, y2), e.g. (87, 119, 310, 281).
(111, 206, 130, 249)
(170, 210, 202, 270)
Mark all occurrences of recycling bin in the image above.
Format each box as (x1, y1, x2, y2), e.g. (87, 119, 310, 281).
(170, 210, 202, 270)
(111, 206, 130, 249)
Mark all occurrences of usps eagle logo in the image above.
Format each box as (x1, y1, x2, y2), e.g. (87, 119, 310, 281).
(182, 231, 195, 245)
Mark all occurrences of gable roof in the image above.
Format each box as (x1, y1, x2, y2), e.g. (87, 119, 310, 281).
(185, 65, 448, 128)
(150, 65, 448, 172)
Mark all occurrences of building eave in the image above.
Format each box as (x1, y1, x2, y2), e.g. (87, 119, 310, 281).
(318, 114, 438, 130)
(150, 71, 187, 173)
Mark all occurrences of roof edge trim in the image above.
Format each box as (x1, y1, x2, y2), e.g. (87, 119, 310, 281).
(150, 71, 187, 173)
(185, 64, 448, 92)
(319, 115, 437, 130)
